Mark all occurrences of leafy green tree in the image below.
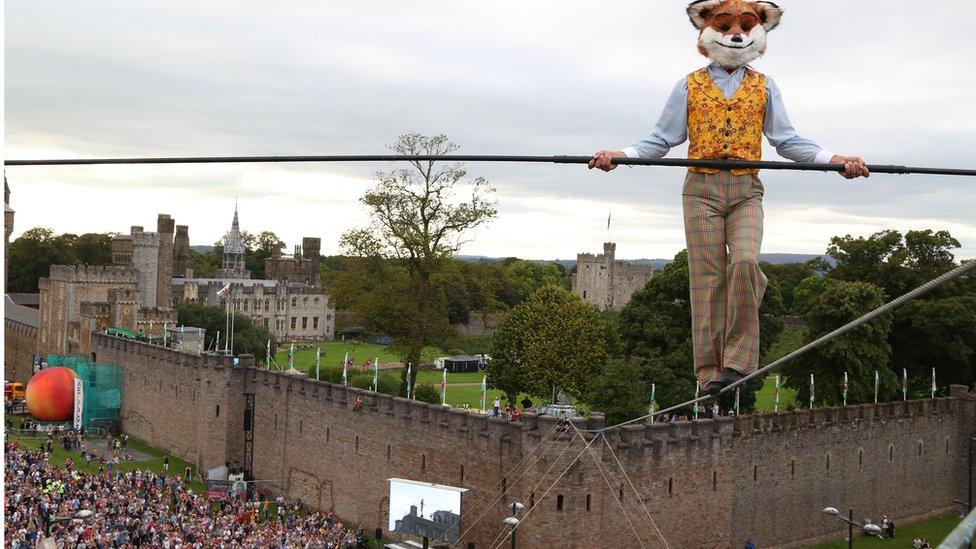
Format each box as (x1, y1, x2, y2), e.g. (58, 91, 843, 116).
(761, 262, 815, 311)
(338, 134, 498, 392)
(174, 301, 276, 359)
(488, 284, 608, 401)
(787, 281, 896, 405)
(825, 229, 964, 299)
(791, 275, 835, 315)
(7, 227, 114, 292)
(890, 296, 976, 392)
(584, 359, 648, 425)
(504, 260, 564, 301)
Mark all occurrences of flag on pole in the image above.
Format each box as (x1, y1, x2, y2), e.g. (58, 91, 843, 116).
(315, 347, 321, 381)
(406, 363, 412, 399)
(809, 373, 815, 410)
(774, 374, 781, 413)
(440, 368, 447, 405)
(734, 387, 740, 415)
(480, 375, 487, 411)
(902, 368, 908, 401)
(216, 284, 231, 296)
(931, 367, 937, 399)
(266, 339, 271, 369)
(693, 381, 700, 420)
(342, 352, 349, 386)
(649, 383, 657, 421)
(874, 370, 879, 404)
(372, 358, 378, 392)
(288, 343, 294, 371)
(842, 371, 848, 407)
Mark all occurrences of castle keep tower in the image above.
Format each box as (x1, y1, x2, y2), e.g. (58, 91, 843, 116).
(571, 242, 654, 311)
(156, 214, 175, 307)
(216, 204, 250, 279)
(173, 225, 192, 278)
(303, 237, 322, 287)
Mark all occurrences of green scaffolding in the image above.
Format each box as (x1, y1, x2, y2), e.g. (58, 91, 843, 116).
(47, 354, 122, 431)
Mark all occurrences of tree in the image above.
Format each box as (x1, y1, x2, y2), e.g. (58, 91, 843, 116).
(890, 296, 976, 392)
(6, 227, 113, 292)
(786, 281, 896, 405)
(504, 260, 564, 301)
(174, 301, 276, 359)
(339, 134, 498, 391)
(791, 275, 835, 315)
(825, 229, 964, 299)
(761, 262, 815, 312)
(488, 284, 609, 402)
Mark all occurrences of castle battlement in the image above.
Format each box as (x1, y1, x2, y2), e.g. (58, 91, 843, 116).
(48, 264, 139, 284)
(91, 332, 246, 370)
(131, 231, 159, 248)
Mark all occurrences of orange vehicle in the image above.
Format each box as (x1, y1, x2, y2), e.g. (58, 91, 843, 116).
(4, 381, 26, 401)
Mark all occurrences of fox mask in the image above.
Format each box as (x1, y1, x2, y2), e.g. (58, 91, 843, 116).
(686, 0, 783, 68)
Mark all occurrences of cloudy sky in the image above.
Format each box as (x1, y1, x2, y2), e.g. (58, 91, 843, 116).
(5, 0, 975, 260)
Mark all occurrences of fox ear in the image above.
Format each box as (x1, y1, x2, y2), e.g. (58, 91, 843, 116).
(754, 1, 784, 30)
(686, 0, 724, 30)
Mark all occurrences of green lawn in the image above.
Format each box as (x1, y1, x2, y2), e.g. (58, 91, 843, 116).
(273, 340, 446, 370)
(753, 325, 805, 412)
(809, 514, 961, 548)
(416, 370, 485, 384)
(755, 375, 798, 412)
(8, 415, 206, 494)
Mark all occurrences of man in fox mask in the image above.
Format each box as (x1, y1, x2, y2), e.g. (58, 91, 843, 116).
(590, 0, 869, 396)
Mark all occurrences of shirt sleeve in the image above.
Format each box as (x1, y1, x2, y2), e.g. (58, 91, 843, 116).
(764, 76, 834, 164)
(622, 78, 689, 159)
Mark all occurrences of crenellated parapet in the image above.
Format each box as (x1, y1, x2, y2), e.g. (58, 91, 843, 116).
(91, 332, 246, 370)
(48, 264, 139, 285)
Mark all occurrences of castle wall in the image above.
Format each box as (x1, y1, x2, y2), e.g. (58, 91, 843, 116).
(89, 335, 976, 548)
(91, 333, 248, 474)
(173, 225, 192, 279)
(4, 312, 38, 383)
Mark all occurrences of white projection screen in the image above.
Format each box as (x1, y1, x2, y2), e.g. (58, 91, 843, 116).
(388, 478, 467, 543)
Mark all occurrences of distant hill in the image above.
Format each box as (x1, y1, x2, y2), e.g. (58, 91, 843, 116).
(190, 245, 216, 254)
(457, 253, 831, 270)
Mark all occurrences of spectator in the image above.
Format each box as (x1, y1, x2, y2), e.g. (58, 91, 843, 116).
(163, 454, 170, 473)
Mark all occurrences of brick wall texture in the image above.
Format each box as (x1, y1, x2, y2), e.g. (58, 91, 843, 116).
(90, 334, 976, 548)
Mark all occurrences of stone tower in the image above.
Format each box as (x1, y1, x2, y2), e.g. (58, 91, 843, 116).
(571, 242, 653, 311)
(131, 229, 160, 308)
(173, 225, 192, 278)
(4, 177, 14, 293)
(156, 214, 175, 307)
(303, 237, 322, 287)
(216, 204, 250, 279)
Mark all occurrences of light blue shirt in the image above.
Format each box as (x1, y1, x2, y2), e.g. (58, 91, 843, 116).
(622, 63, 834, 164)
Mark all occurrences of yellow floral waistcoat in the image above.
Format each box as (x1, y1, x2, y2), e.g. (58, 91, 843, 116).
(687, 67, 766, 175)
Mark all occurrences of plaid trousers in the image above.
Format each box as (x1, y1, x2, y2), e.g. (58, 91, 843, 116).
(682, 170, 768, 385)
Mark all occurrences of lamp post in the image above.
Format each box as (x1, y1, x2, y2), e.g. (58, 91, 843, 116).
(504, 501, 524, 549)
(823, 506, 884, 547)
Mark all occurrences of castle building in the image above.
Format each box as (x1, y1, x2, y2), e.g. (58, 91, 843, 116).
(37, 265, 177, 357)
(571, 242, 653, 311)
(172, 206, 334, 341)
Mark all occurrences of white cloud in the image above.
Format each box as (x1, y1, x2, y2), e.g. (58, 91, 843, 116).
(5, 0, 975, 260)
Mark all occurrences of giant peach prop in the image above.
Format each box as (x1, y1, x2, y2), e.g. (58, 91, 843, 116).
(25, 367, 77, 422)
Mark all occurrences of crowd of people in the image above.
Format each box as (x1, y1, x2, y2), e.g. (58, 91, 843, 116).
(4, 441, 370, 548)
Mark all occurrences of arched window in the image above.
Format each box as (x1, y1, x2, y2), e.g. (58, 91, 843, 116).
(314, 298, 320, 307)
(243, 300, 248, 311)
(265, 299, 270, 311)
(291, 297, 298, 307)
(303, 297, 309, 308)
